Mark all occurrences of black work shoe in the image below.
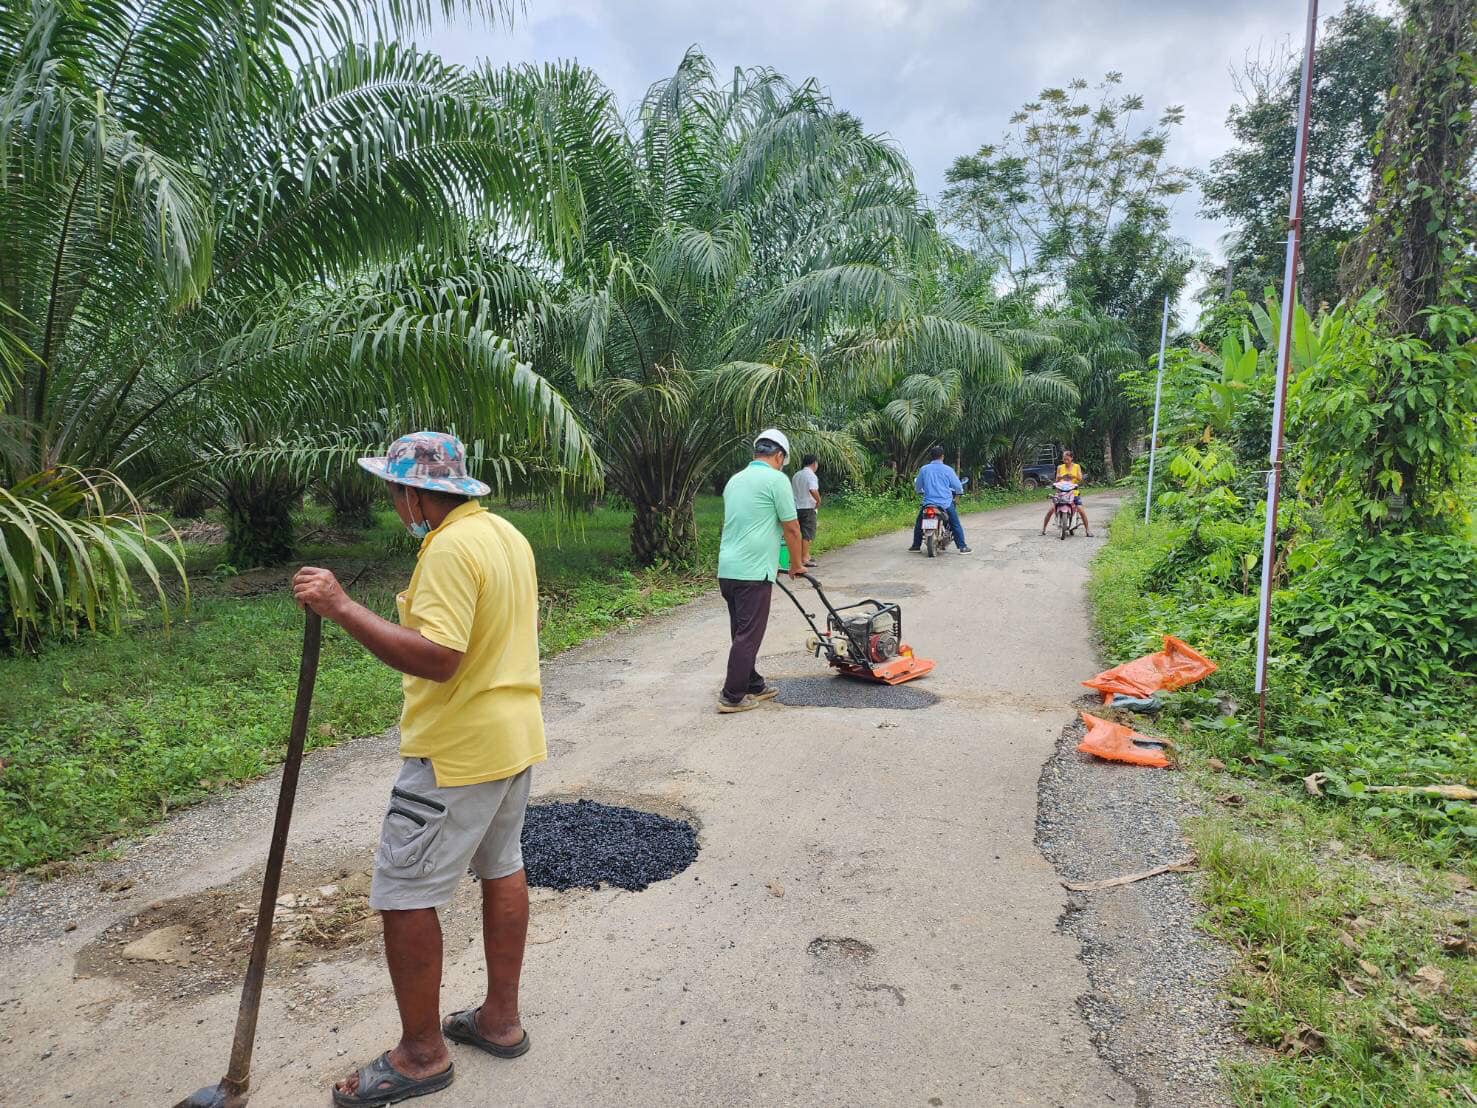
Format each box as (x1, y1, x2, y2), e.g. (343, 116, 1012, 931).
(958, 545, 973, 553)
(907, 546, 921, 552)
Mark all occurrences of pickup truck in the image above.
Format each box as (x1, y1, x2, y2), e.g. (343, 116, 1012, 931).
(975, 461, 1059, 488)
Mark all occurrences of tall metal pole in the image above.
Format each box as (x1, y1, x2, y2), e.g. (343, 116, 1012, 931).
(1144, 295, 1171, 523)
(1256, 0, 1319, 744)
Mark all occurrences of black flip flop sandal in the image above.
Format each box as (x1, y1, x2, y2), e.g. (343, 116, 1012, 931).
(331, 1052, 453, 1107)
(443, 1008, 531, 1059)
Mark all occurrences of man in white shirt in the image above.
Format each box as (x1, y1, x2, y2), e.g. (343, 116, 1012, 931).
(791, 454, 820, 568)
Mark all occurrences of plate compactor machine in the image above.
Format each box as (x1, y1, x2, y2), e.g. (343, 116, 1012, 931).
(775, 573, 934, 685)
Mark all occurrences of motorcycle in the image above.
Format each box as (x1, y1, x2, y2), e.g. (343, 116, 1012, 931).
(1050, 480, 1082, 540)
(920, 478, 966, 558)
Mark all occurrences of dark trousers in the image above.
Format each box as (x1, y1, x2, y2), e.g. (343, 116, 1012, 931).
(719, 578, 773, 703)
(912, 504, 966, 548)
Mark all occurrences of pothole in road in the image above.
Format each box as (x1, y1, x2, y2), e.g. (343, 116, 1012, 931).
(807, 935, 876, 963)
(773, 676, 938, 710)
(523, 798, 699, 892)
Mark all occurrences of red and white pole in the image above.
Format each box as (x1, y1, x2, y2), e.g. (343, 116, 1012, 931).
(1255, 0, 1319, 744)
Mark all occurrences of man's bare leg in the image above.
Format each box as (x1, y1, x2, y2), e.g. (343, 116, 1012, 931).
(475, 869, 529, 1045)
(800, 538, 811, 564)
(336, 908, 450, 1096)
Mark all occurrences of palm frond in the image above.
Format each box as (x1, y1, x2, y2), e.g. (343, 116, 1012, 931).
(0, 467, 184, 641)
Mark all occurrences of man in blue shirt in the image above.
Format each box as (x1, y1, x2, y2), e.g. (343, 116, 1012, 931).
(909, 446, 972, 553)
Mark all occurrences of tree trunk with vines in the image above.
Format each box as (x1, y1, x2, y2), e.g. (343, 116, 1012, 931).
(993, 448, 1025, 489)
(630, 496, 698, 568)
(222, 472, 303, 567)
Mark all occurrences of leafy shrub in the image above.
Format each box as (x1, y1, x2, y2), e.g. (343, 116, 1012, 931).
(1281, 531, 1477, 694)
(1093, 511, 1476, 858)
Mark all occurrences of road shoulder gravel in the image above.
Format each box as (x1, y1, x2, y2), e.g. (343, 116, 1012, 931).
(1036, 714, 1256, 1107)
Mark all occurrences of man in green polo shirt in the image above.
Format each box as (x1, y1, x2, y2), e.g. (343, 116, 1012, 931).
(715, 428, 804, 714)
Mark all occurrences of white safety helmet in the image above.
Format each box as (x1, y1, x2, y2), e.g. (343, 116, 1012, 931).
(753, 427, 790, 458)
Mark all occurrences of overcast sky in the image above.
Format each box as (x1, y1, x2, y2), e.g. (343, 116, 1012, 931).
(419, 0, 1368, 308)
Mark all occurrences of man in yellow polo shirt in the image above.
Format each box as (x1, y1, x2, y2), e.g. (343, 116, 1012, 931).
(292, 431, 542, 1107)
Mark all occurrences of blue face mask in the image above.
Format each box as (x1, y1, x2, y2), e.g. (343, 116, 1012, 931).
(403, 490, 432, 539)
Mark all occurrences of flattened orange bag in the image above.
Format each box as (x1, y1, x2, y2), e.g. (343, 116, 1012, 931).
(1083, 635, 1217, 703)
(1076, 712, 1172, 768)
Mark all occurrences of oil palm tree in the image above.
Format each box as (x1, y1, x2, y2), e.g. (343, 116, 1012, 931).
(1, 0, 594, 641)
(958, 310, 1083, 487)
(497, 53, 1012, 565)
(843, 253, 1034, 481)
(1052, 309, 1144, 478)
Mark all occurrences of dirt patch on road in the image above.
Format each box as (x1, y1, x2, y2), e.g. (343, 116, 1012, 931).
(76, 851, 381, 1002)
(807, 935, 876, 963)
(76, 788, 701, 1003)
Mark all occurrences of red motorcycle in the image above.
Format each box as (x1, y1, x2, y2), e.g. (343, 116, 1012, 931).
(920, 504, 954, 557)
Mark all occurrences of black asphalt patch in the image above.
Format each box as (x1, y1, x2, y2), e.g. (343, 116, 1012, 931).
(522, 799, 699, 892)
(772, 675, 938, 710)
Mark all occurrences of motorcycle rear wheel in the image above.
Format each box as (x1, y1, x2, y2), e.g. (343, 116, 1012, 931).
(925, 532, 936, 558)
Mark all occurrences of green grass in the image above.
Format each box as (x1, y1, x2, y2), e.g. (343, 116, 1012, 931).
(0, 486, 1036, 871)
(1192, 797, 1477, 1106)
(1087, 503, 1477, 1104)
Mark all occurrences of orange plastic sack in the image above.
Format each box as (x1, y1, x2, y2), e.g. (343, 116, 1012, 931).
(1083, 635, 1217, 703)
(1076, 712, 1172, 768)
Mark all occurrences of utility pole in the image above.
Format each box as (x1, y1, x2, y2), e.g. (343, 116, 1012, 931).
(1144, 295, 1171, 523)
(1255, 0, 1319, 744)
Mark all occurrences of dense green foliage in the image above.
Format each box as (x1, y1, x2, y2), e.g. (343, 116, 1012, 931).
(941, 74, 1191, 477)
(1099, 16, 1477, 1097)
(1297, 304, 1477, 533)
(1095, 512, 1476, 859)
(0, 0, 595, 642)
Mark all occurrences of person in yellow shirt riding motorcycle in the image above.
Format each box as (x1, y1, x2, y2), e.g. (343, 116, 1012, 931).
(1039, 449, 1092, 537)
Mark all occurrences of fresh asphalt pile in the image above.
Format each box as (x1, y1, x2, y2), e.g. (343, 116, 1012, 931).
(522, 800, 699, 892)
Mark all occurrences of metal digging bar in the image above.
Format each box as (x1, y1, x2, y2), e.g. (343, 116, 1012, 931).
(175, 611, 323, 1108)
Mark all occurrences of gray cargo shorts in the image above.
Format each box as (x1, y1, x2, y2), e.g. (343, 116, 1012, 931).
(368, 757, 532, 911)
